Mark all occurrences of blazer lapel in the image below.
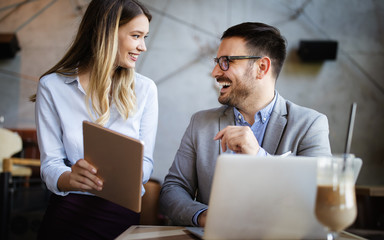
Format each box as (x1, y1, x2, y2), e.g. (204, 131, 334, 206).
(262, 93, 287, 154)
(218, 107, 235, 154)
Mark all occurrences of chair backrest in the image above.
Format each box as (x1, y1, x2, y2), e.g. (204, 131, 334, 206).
(140, 179, 163, 225)
(7, 128, 40, 159)
(0, 129, 22, 170)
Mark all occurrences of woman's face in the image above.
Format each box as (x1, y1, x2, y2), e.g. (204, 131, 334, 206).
(117, 14, 149, 69)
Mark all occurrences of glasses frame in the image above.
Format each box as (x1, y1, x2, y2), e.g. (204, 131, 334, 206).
(214, 56, 262, 71)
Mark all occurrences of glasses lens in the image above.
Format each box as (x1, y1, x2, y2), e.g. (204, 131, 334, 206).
(219, 57, 229, 71)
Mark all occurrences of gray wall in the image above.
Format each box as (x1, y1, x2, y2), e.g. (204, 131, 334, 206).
(0, 0, 383, 185)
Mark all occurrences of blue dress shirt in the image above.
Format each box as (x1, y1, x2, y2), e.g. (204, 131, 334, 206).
(35, 72, 158, 196)
(233, 94, 276, 156)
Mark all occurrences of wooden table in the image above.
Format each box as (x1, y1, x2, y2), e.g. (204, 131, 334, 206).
(116, 226, 198, 240)
(115, 225, 367, 240)
(356, 185, 384, 197)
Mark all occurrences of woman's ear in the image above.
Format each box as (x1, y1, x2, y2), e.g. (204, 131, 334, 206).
(256, 57, 271, 79)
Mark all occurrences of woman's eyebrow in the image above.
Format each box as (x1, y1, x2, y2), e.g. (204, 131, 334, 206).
(130, 30, 149, 35)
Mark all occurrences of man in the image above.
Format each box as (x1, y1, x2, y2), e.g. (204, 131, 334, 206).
(159, 22, 331, 227)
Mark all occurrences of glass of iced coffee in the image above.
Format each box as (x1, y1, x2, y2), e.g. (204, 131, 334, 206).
(315, 154, 357, 240)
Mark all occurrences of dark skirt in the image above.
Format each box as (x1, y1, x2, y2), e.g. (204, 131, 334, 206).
(37, 193, 140, 240)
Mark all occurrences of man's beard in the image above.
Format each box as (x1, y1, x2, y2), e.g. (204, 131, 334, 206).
(217, 68, 253, 107)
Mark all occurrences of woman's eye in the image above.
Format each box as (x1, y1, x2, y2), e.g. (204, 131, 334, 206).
(132, 35, 140, 39)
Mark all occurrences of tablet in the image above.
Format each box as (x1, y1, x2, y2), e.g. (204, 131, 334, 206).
(83, 121, 144, 213)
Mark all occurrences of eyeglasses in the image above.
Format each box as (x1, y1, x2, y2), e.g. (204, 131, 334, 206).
(213, 56, 262, 71)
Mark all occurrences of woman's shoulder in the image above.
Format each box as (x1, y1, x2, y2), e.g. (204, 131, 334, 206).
(39, 72, 76, 87)
(134, 72, 157, 91)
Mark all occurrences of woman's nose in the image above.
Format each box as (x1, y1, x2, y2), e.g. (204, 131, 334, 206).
(138, 39, 147, 52)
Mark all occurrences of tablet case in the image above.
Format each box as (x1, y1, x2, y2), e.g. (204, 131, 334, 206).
(83, 121, 143, 212)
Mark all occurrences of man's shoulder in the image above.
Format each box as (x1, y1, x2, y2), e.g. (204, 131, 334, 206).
(185, 106, 231, 129)
(280, 99, 327, 125)
(275, 93, 323, 117)
(285, 100, 324, 118)
(186, 106, 230, 138)
(192, 105, 229, 119)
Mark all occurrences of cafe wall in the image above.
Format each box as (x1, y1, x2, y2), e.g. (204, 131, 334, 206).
(0, 0, 383, 185)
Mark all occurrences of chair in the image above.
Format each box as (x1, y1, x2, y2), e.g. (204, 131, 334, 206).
(0, 129, 46, 240)
(140, 179, 165, 225)
(1, 160, 11, 240)
(0, 128, 33, 177)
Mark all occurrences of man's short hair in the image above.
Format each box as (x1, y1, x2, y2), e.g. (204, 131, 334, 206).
(221, 22, 287, 79)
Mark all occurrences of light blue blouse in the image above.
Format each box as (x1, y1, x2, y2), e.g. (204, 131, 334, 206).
(35, 72, 158, 196)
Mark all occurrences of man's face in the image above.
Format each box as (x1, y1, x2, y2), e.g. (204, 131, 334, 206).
(211, 37, 258, 108)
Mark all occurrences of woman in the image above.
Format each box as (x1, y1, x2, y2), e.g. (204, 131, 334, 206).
(34, 0, 158, 239)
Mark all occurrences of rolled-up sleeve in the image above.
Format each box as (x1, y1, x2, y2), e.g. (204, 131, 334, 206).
(140, 80, 158, 186)
(35, 77, 71, 195)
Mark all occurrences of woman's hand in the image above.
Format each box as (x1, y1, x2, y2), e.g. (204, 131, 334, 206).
(58, 159, 103, 192)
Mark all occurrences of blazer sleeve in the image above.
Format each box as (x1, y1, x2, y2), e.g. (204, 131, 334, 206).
(159, 113, 210, 226)
(297, 113, 332, 156)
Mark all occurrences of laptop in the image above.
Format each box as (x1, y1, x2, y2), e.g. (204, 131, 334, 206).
(187, 154, 363, 240)
(83, 121, 144, 213)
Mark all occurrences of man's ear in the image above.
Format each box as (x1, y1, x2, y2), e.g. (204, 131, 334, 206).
(256, 57, 271, 79)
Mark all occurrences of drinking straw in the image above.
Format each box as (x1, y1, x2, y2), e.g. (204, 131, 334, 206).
(344, 102, 357, 155)
(342, 102, 357, 172)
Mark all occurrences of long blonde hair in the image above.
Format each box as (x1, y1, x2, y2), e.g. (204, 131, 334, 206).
(32, 0, 152, 126)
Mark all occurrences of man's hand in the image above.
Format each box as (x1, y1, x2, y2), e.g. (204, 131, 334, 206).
(214, 126, 260, 154)
(58, 159, 103, 192)
(198, 210, 208, 227)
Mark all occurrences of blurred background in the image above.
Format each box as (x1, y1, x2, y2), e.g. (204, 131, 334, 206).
(0, 0, 383, 239)
(1, 0, 383, 185)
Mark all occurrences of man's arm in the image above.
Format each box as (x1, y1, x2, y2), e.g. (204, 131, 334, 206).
(297, 114, 332, 157)
(159, 115, 209, 226)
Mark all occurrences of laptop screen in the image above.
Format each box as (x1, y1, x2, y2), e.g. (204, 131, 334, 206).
(203, 154, 362, 239)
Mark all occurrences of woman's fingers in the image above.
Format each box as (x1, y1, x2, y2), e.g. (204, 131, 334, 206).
(70, 159, 103, 191)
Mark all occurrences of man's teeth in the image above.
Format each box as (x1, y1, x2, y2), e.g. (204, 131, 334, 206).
(219, 82, 231, 87)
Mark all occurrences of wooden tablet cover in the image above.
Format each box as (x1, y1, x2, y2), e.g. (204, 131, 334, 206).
(83, 121, 143, 212)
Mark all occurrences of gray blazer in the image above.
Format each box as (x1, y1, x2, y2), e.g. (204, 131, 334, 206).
(159, 92, 331, 226)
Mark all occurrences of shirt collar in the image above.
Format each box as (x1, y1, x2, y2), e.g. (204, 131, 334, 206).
(63, 76, 77, 84)
(233, 93, 277, 125)
(64, 74, 86, 95)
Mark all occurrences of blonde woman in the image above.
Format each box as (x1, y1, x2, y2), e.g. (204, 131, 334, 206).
(34, 0, 157, 239)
